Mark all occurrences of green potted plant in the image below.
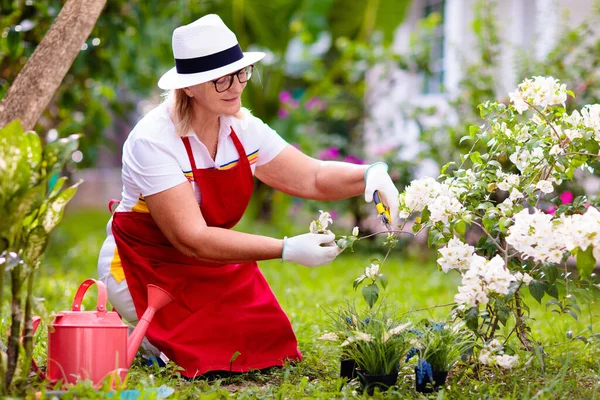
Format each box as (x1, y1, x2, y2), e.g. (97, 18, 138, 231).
(409, 320, 474, 393)
(342, 316, 412, 395)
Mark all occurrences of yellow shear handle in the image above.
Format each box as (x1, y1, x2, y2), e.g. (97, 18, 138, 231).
(373, 190, 391, 224)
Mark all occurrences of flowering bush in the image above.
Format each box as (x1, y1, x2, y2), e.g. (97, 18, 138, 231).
(397, 76, 599, 353)
(316, 76, 600, 371)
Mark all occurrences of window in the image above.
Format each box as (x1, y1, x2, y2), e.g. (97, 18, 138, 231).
(422, 0, 445, 94)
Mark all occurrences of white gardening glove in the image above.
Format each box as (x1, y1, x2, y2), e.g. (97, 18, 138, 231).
(364, 162, 400, 226)
(282, 232, 341, 268)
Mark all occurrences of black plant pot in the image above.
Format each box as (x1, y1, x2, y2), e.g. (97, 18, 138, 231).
(414, 368, 448, 393)
(358, 369, 398, 395)
(339, 358, 357, 380)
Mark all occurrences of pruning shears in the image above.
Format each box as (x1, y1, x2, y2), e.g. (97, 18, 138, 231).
(373, 190, 393, 232)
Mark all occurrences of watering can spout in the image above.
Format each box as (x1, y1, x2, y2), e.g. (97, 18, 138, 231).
(127, 284, 174, 366)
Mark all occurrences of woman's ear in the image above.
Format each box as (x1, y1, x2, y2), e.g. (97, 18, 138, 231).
(183, 87, 194, 98)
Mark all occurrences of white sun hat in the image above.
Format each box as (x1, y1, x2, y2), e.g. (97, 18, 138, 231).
(157, 14, 265, 90)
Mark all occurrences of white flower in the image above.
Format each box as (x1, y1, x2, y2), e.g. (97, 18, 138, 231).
(564, 109, 582, 126)
(513, 271, 533, 285)
(365, 263, 379, 279)
(429, 195, 464, 224)
(352, 226, 359, 236)
(498, 174, 520, 192)
(389, 322, 412, 336)
(401, 177, 443, 212)
(558, 207, 600, 256)
(309, 221, 319, 233)
(509, 76, 567, 114)
(509, 188, 523, 202)
(535, 180, 554, 194)
(549, 145, 563, 156)
(318, 210, 333, 228)
(454, 255, 515, 307)
(437, 237, 475, 273)
(564, 128, 583, 141)
(318, 332, 339, 341)
(497, 198, 515, 216)
(495, 354, 519, 369)
(487, 339, 503, 353)
(507, 209, 566, 264)
(479, 349, 494, 365)
(581, 104, 600, 141)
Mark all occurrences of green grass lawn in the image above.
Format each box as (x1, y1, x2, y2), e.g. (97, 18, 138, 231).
(27, 209, 600, 399)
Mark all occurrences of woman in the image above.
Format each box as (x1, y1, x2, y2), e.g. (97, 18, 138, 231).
(98, 14, 399, 378)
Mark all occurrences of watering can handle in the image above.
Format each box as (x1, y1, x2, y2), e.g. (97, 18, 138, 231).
(72, 278, 108, 314)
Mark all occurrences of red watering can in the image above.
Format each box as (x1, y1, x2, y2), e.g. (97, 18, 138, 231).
(32, 278, 173, 387)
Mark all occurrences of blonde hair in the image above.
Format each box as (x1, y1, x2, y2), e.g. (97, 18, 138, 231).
(163, 87, 247, 137)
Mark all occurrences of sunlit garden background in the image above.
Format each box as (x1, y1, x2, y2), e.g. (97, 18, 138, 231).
(2, 0, 600, 398)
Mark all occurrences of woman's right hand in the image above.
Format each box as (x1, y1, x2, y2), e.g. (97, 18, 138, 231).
(282, 232, 341, 268)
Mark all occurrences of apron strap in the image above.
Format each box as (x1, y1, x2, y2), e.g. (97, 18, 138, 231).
(181, 137, 198, 173)
(228, 127, 250, 169)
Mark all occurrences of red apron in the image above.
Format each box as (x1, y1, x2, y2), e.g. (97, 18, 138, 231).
(111, 128, 302, 377)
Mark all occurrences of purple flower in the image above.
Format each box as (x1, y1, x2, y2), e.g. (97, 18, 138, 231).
(329, 210, 338, 220)
(559, 191, 574, 204)
(343, 154, 365, 164)
(289, 99, 299, 109)
(278, 108, 290, 119)
(279, 91, 292, 103)
(318, 146, 340, 160)
(305, 97, 324, 111)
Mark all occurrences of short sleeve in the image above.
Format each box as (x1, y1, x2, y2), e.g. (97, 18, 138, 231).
(248, 115, 289, 166)
(124, 138, 187, 196)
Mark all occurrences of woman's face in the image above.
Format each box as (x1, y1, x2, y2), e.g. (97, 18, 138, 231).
(184, 68, 247, 116)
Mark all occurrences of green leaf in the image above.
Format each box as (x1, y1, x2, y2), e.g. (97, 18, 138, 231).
(23, 225, 48, 267)
(412, 223, 422, 233)
(454, 220, 466, 236)
(469, 151, 482, 164)
(546, 284, 559, 300)
(545, 298, 560, 310)
(529, 280, 548, 304)
(575, 246, 596, 279)
(377, 273, 388, 289)
(441, 161, 456, 174)
(421, 207, 431, 223)
(361, 283, 380, 308)
(427, 229, 443, 248)
(495, 303, 510, 326)
(229, 351, 241, 363)
(541, 265, 558, 285)
(40, 182, 81, 233)
(465, 306, 479, 331)
(353, 274, 366, 290)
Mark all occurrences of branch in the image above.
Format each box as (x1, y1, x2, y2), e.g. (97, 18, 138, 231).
(471, 220, 507, 256)
(524, 100, 562, 142)
(0, 0, 107, 130)
(399, 302, 456, 317)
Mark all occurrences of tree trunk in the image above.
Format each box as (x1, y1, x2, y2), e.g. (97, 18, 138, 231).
(0, 0, 107, 131)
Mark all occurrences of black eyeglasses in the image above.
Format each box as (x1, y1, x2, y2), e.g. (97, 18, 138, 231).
(212, 65, 254, 93)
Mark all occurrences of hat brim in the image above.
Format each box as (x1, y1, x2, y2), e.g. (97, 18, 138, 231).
(157, 52, 265, 90)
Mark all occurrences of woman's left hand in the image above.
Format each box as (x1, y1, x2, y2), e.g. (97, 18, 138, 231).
(364, 162, 400, 226)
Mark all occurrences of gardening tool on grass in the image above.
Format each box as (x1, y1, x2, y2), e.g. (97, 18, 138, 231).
(373, 190, 393, 231)
(32, 278, 174, 388)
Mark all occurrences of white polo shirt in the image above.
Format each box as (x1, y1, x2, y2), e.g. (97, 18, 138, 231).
(98, 102, 288, 282)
